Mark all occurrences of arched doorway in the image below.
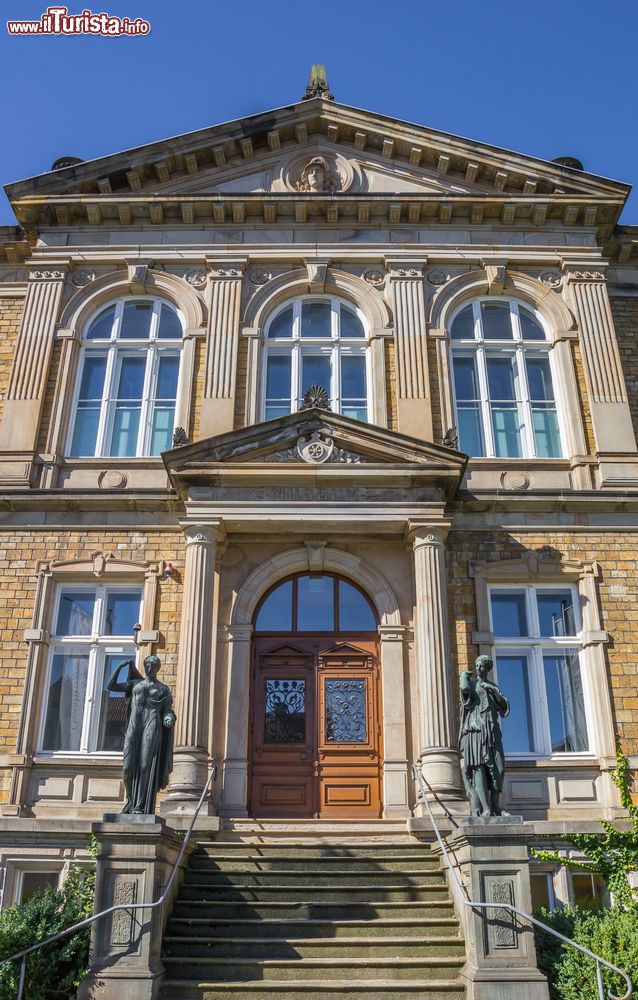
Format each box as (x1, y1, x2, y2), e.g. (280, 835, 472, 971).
(249, 572, 382, 818)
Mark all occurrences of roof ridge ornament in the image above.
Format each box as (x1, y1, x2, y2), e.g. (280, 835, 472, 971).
(302, 64, 334, 101)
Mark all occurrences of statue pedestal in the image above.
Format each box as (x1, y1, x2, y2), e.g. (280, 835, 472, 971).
(435, 820, 550, 1000)
(77, 816, 189, 1000)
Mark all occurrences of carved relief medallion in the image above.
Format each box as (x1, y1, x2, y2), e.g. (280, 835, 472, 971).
(364, 269, 386, 287)
(249, 267, 273, 285)
(277, 151, 360, 194)
(184, 268, 207, 288)
(296, 430, 335, 464)
(539, 270, 563, 289)
(426, 268, 450, 286)
(70, 268, 95, 287)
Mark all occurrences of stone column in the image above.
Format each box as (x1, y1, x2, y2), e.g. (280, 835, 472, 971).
(408, 522, 461, 798)
(0, 265, 67, 485)
(386, 260, 433, 439)
(564, 264, 638, 484)
(378, 625, 410, 816)
(220, 623, 254, 816)
(162, 522, 224, 815)
(199, 259, 246, 437)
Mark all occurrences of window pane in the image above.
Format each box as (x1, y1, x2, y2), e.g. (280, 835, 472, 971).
(96, 651, 135, 752)
(537, 590, 576, 636)
(340, 307, 365, 338)
(105, 591, 141, 636)
(78, 356, 107, 400)
(492, 408, 522, 457)
(526, 357, 555, 402)
(268, 307, 293, 339)
(255, 580, 293, 631)
(532, 408, 561, 458)
(264, 679, 305, 742)
(338, 580, 376, 630)
(487, 356, 517, 400)
(325, 678, 367, 742)
(86, 306, 115, 340)
(301, 355, 331, 395)
(117, 356, 146, 399)
(453, 356, 480, 400)
(481, 301, 513, 340)
(519, 307, 546, 341)
(150, 407, 175, 454)
(457, 407, 484, 456)
(572, 874, 605, 911)
(121, 301, 153, 339)
(543, 651, 588, 752)
(157, 304, 182, 340)
(70, 407, 102, 457)
(342, 405, 368, 422)
(266, 355, 291, 405)
(301, 302, 332, 338)
(530, 873, 552, 912)
(19, 872, 59, 903)
(341, 356, 366, 399)
(490, 591, 528, 636)
(56, 591, 96, 636)
(297, 575, 335, 631)
(110, 407, 141, 457)
(156, 356, 179, 399)
(450, 305, 475, 340)
(42, 649, 89, 751)
(495, 654, 535, 753)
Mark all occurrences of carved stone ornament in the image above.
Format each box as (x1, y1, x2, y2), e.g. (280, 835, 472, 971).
(443, 427, 458, 449)
(301, 384, 331, 410)
(500, 470, 531, 491)
(211, 266, 243, 278)
(364, 269, 386, 287)
(29, 269, 65, 280)
(296, 429, 334, 464)
(295, 156, 339, 192)
(249, 267, 273, 286)
(426, 268, 450, 286)
(569, 270, 605, 281)
(539, 269, 563, 289)
(172, 426, 189, 447)
(277, 151, 359, 194)
(184, 268, 207, 289)
(97, 470, 128, 490)
(70, 268, 95, 287)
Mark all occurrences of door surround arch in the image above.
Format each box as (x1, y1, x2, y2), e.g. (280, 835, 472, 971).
(221, 546, 410, 817)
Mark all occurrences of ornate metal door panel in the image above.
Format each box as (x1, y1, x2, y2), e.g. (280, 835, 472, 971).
(317, 642, 382, 818)
(250, 643, 315, 817)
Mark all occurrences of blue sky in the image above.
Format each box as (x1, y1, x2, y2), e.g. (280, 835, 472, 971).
(0, 0, 636, 227)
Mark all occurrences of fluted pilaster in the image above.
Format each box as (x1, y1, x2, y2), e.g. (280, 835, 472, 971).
(409, 523, 461, 796)
(163, 522, 224, 814)
(386, 260, 432, 438)
(200, 259, 246, 436)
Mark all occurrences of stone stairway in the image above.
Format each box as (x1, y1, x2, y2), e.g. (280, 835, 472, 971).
(160, 820, 466, 1000)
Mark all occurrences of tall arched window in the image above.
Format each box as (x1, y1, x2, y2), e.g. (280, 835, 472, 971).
(69, 298, 183, 457)
(450, 298, 563, 459)
(263, 297, 369, 421)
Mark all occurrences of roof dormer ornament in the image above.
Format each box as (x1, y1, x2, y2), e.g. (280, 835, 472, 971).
(302, 64, 334, 101)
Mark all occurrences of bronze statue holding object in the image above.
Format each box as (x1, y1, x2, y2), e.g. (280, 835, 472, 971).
(107, 654, 175, 815)
(459, 654, 510, 817)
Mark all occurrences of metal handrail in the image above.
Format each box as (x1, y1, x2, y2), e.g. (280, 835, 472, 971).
(411, 763, 633, 1000)
(1, 764, 218, 1000)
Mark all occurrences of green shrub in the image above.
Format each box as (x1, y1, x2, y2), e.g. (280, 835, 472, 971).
(534, 905, 638, 1000)
(0, 855, 95, 1000)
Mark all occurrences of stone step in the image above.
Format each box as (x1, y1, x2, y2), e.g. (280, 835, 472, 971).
(195, 843, 434, 857)
(182, 869, 446, 888)
(177, 882, 450, 903)
(161, 978, 465, 1000)
(189, 855, 440, 872)
(162, 956, 464, 982)
(166, 917, 460, 939)
(163, 935, 465, 960)
(170, 899, 457, 921)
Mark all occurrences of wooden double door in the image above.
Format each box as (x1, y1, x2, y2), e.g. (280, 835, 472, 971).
(250, 636, 382, 817)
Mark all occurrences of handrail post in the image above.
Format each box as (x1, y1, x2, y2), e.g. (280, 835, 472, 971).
(16, 957, 25, 1000)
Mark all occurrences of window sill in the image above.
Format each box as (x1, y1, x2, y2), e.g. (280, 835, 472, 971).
(34, 753, 123, 765)
(504, 753, 598, 765)
(60, 457, 166, 467)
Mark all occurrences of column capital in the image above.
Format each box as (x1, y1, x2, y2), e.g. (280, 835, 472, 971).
(378, 624, 413, 642)
(205, 257, 248, 279)
(384, 258, 426, 279)
(406, 521, 451, 547)
(181, 521, 226, 546)
(27, 264, 69, 283)
(222, 623, 254, 642)
(559, 258, 608, 282)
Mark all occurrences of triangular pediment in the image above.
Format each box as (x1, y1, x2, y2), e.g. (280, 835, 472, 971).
(162, 408, 467, 500)
(7, 98, 628, 230)
(319, 642, 372, 658)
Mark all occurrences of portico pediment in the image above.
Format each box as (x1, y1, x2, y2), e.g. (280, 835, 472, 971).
(162, 408, 467, 502)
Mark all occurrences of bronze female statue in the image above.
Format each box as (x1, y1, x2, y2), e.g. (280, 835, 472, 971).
(459, 654, 510, 817)
(107, 654, 175, 815)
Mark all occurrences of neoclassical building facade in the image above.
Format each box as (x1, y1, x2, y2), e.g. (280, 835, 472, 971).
(0, 81, 637, 911)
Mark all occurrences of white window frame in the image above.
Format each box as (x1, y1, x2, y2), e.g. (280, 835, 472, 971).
(67, 297, 184, 458)
(449, 298, 566, 459)
(261, 296, 371, 420)
(38, 583, 142, 757)
(488, 582, 595, 761)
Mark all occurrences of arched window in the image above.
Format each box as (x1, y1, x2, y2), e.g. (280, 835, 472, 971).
(450, 298, 562, 459)
(263, 297, 369, 422)
(69, 298, 183, 457)
(255, 573, 377, 632)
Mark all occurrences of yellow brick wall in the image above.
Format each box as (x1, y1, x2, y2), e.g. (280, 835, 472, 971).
(384, 338, 397, 431)
(190, 337, 205, 441)
(610, 296, 638, 444)
(234, 331, 249, 429)
(428, 339, 442, 445)
(0, 296, 23, 427)
(0, 530, 185, 803)
(447, 529, 638, 754)
(571, 342, 596, 454)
